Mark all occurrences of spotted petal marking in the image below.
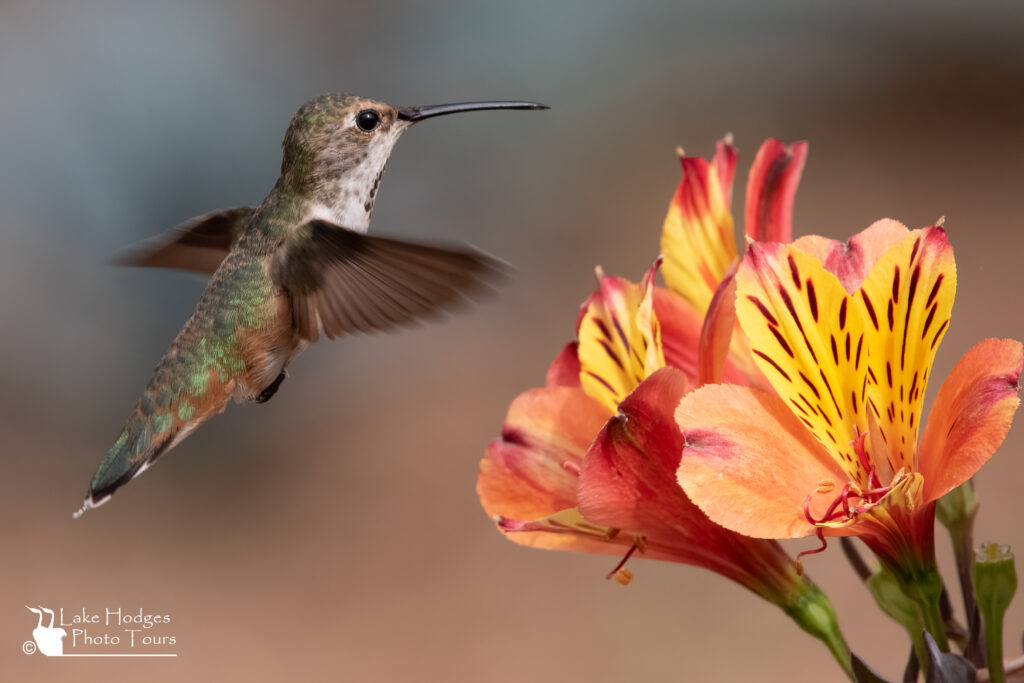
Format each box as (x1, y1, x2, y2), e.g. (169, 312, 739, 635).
(660, 138, 739, 315)
(857, 226, 956, 474)
(577, 260, 666, 413)
(736, 242, 871, 484)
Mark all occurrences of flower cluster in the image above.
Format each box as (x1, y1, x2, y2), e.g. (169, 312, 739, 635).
(477, 136, 1022, 681)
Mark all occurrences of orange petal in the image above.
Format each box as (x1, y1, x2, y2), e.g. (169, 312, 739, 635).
(478, 385, 609, 526)
(919, 338, 1023, 503)
(676, 384, 846, 539)
(695, 262, 753, 386)
(793, 219, 909, 294)
(858, 226, 956, 475)
(660, 138, 739, 314)
(744, 139, 808, 244)
(736, 241, 873, 485)
(576, 261, 665, 412)
(698, 264, 738, 386)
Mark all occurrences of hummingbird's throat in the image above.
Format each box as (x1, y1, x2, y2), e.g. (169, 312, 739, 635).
(304, 165, 385, 233)
(306, 131, 401, 232)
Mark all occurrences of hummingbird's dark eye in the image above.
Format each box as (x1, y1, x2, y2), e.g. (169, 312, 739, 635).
(356, 109, 381, 132)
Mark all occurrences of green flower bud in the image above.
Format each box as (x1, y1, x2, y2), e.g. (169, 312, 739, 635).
(974, 544, 1017, 613)
(867, 566, 922, 634)
(935, 480, 978, 532)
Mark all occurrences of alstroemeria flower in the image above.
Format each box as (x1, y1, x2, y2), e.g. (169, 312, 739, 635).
(676, 221, 1023, 578)
(479, 138, 856, 673)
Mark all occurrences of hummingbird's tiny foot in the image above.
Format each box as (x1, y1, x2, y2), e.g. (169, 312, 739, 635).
(256, 371, 288, 404)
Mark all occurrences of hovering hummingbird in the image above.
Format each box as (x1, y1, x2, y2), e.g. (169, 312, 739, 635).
(75, 93, 548, 517)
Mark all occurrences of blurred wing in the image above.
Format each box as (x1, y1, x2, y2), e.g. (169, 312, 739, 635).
(272, 219, 508, 342)
(114, 206, 256, 275)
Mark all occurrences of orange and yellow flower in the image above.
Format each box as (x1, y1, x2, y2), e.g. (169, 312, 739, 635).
(674, 221, 1023, 580)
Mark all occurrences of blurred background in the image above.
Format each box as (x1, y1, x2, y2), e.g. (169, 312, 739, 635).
(2, 1, 1024, 680)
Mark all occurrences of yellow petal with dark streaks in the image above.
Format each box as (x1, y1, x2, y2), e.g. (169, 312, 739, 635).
(577, 260, 666, 413)
(857, 226, 956, 475)
(736, 241, 872, 485)
(660, 139, 739, 315)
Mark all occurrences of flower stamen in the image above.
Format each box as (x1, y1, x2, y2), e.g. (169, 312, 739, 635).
(605, 536, 646, 582)
(794, 528, 827, 576)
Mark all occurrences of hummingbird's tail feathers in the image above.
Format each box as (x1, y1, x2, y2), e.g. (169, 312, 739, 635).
(273, 219, 511, 342)
(75, 419, 168, 518)
(75, 374, 233, 517)
(112, 206, 256, 276)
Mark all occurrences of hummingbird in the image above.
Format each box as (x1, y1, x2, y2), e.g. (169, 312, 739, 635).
(75, 93, 548, 517)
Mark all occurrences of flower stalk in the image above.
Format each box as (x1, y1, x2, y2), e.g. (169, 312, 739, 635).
(936, 480, 985, 665)
(973, 543, 1017, 683)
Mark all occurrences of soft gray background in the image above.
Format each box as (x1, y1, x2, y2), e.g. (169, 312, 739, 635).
(2, 1, 1023, 681)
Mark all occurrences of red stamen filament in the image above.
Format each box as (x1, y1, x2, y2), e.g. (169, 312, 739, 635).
(852, 427, 882, 490)
(605, 542, 640, 580)
(795, 527, 828, 575)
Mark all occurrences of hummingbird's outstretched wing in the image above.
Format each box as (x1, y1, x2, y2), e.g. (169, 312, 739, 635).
(113, 206, 256, 275)
(272, 219, 508, 341)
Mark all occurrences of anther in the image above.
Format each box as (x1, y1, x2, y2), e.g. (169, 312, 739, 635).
(613, 569, 634, 586)
(816, 479, 835, 494)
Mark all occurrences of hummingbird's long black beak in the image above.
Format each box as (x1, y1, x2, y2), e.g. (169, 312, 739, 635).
(397, 101, 549, 122)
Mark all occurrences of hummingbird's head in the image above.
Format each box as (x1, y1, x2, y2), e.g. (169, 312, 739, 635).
(279, 93, 409, 229)
(279, 93, 548, 231)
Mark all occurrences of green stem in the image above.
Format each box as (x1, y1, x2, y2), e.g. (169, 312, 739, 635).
(973, 543, 1017, 683)
(918, 594, 950, 652)
(907, 626, 929, 680)
(897, 568, 949, 674)
(982, 608, 1005, 683)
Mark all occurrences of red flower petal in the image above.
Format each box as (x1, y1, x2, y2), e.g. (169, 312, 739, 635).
(744, 139, 808, 244)
(546, 342, 582, 388)
(580, 367, 807, 602)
